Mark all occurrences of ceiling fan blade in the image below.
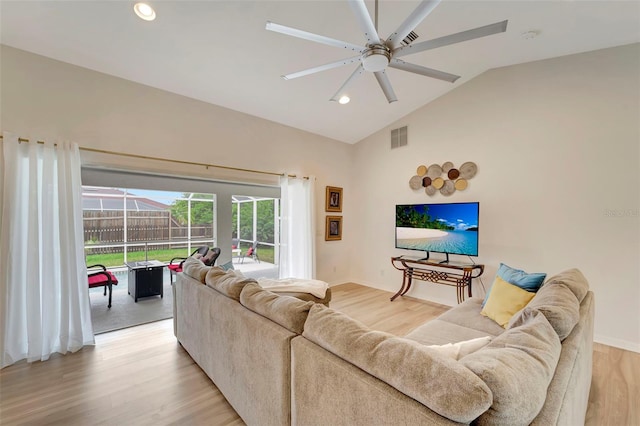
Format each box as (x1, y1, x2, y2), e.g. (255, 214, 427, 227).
(393, 20, 509, 58)
(330, 64, 366, 102)
(386, 0, 442, 50)
(266, 21, 364, 52)
(374, 70, 398, 103)
(389, 59, 460, 83)
(282, 56, 362, 80)
(347, 0, 382, 45)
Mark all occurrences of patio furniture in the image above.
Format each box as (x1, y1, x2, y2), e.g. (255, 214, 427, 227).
(168, 246, 209, 283)
(232, 239, 242, 262)
(88, 264, 119, 308)
(202, 247, 221, 266)
(127, 260, 165, 302)
(241, 241, 260, 264)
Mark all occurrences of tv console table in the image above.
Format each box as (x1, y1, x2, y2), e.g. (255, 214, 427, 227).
(390, 256, 484, 304)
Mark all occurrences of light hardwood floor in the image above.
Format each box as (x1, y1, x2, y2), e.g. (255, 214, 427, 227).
(0, 283, 638, 425)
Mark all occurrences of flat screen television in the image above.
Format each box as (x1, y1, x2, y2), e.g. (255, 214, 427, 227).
(395, 202, 479, 260)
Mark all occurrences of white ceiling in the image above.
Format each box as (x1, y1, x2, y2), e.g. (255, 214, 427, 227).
(1, 1, 639, 144)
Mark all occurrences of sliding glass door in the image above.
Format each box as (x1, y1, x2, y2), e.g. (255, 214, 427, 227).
(82, 186, 216, 267)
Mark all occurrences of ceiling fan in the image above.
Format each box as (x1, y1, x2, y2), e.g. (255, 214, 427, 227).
(266, 0, 508, 103)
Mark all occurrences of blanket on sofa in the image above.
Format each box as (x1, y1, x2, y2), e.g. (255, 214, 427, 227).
(257, 278, 329, 298)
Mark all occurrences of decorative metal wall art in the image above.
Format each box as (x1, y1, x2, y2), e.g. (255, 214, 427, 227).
(409, 162, 477, 196)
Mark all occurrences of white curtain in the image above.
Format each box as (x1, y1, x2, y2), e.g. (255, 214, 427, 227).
(0, 132, 94, 368)
(279, 175, 315, 279)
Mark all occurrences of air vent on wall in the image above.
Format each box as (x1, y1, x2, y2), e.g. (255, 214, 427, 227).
(391, 126, 408, 149)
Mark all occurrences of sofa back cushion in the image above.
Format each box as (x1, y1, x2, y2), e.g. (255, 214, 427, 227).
(182, 257, 210, 283)
(508, 281, 580, 340)
(205, 267, 257, 300)
(302, 304, 493, 424)
(460, 311, 561, 426)
(240, 283, 314, 334)
(543, 268, 590, 303)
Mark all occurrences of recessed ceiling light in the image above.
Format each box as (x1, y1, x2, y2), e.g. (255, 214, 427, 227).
(338, 96, 350, 105)
(134, 3, 156, 21)
(521, 30, 539, 40)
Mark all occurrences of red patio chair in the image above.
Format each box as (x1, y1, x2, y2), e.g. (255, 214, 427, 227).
(88, 264, 119, 308)
(240, 241, 260, 264)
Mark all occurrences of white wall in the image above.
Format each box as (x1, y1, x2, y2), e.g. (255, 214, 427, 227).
(2, 43, 639, 351)
(0, 45, 353, 285)
(351, 44, 640, 352)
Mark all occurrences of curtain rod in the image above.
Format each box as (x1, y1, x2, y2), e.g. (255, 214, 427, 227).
(0, 134, 307, 179)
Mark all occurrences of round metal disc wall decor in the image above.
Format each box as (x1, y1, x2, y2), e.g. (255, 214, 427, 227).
(459, 162, 478, 179)
(454, 178, 468, 190)
(426, 164, 443, 179)
(440, 179, 455, 196)
(432, 177, 445, 189)
(447, 168, 460, 179)
(409, 175, 423, 190)
(407, 161, 477, 197)
(425, 185, 437, 196)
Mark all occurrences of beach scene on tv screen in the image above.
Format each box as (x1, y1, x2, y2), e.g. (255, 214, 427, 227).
(396, 203, 479, 256)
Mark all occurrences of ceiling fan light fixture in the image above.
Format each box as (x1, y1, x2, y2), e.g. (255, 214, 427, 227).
(361, 45, 390, 72)
(134, 2, 156, 21)
(338, 95, 351, 104)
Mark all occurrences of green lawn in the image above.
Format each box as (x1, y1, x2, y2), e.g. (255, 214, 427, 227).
(85, 244, 275, 268)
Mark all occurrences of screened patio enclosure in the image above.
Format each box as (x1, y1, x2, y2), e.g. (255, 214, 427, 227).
(82, 186, 279, 275)
(232, 195, 279, 266)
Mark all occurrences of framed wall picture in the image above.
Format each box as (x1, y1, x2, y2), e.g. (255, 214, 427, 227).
(325, 216, 342, 241)
(325, 186, 343, 212)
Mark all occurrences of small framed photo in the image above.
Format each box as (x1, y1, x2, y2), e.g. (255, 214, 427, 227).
(325, 216, 342, 241)
(325, 186, 343, 212)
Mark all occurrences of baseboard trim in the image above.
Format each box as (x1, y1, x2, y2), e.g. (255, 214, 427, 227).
(594, 334, 640, 353)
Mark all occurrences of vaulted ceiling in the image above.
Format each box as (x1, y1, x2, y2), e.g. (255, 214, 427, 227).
(1, 1, 639, 143)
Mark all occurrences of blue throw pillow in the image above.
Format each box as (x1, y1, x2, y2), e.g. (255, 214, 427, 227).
(482, 263, 546, 306)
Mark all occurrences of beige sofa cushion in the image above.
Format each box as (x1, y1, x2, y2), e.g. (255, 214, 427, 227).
(205, 267, 257, 300)
(426, 336, 493, 360)
(240, 283, 314, 334)
(544, 268, 589, 303)
(275, 288, 332, 306)
(303, 304, 493, 424)
(461, 311, 561, 426)
(182, 257, 210, 283)
(405, 319, 499, 346)
(509, 282, 580, 340)
(436, 298, 507, 336)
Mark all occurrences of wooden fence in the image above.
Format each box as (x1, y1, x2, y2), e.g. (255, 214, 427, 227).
(84, 211, 213, 254)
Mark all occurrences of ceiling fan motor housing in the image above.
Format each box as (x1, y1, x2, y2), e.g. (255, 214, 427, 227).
(362, 44, 391, 72)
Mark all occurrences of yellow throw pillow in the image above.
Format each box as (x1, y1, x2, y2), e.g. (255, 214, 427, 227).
(481, 276, 535, 328)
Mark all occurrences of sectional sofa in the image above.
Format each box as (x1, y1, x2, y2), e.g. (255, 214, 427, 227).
(173, 258, 594, 425)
